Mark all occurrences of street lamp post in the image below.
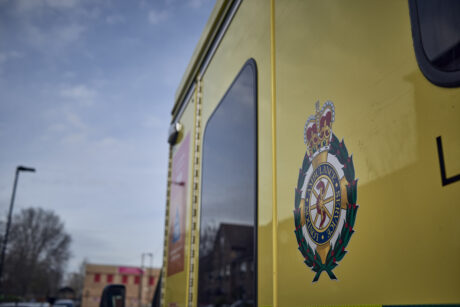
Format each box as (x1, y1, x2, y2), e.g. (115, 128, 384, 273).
(139, 252, 153, 307)
(0, 165, 36, 293)
(148, 253, 153, 303)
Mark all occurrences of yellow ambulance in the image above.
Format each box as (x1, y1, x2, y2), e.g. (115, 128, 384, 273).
(160, 1, 460, 306)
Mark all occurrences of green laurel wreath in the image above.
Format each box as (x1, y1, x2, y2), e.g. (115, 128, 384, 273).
(294, 133, 358, 282)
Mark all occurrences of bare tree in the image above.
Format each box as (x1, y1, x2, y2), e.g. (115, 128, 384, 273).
(66, 259, 87, 300)
(3, 207, 71, 300)
(199, 222, 218, 257)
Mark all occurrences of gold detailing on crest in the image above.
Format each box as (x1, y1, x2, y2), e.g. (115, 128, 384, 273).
(309, 154, 336, 264)
(340, 177, 349, 210)
(310, 175, 335, 233)
(316, 244, 330, 264)
(300, 199, 306, 226)
(312, 151, 328, 169)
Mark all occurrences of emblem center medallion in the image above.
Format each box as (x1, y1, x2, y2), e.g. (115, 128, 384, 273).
(305, 163, 341, 245)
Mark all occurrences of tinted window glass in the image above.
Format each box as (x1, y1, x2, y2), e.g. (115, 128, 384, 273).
(417, 0, 460, 71)
(409, 0, 460, 86)
(198, 60, 257, 307)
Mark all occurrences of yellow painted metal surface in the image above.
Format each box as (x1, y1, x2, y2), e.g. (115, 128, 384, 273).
(197, 0, 273, 305)
(173, 0, 229, 115)
(275, 0, 460, 306)
(270, 1, 278, 307)
(184, 82, 198, 307)
(163, 94, 195, 307)
(163, 0, 460, 306)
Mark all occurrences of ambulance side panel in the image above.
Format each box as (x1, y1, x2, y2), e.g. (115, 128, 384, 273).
(165, 1, 460, 306)
(196, 1, 272, 306)
(275, 0, 460, 305)
(163, 94, 196, 307)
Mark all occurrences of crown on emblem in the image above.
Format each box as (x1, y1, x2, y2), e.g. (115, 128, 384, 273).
(304, 101, 335, 161)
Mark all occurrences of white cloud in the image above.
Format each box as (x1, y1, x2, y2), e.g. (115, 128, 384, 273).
(0, 122, 5, 138)
(47, 123, 67, 133)
(143, 114, 165, 128)
(24, 23, 86, 53)
(61, 132, 86, 145)
(0, 51, 24, 75)
(97, 137, 120, 147)
(162, 0, 211, 9)
(55, 23, 86, 44)
(65, 111, 87, 130)
(188, 0, 212, 9)
(15, 0, 77, 11)
(106, 14, 125, 25)
(58, 111, 88, 144)
(63, 71, 77, 79)
(12, 1, 88, 55)
(41, 108, 89, 143)
(148, 9, 168, 24)
(0, 51, 24, 64)
(60, 84, 96, 106)
(15, 0, 46, 11)
(45, 0, 77, 9)
(9, 51, 24, 58)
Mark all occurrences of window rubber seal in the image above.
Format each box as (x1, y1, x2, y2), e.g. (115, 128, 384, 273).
(408, 0, 460, 88)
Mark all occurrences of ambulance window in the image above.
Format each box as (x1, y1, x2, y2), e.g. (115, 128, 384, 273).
(198, 59, 257, 307)
(409, 0, 460, 87)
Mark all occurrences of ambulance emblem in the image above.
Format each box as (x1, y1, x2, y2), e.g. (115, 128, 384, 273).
(293, 101, 358, 282)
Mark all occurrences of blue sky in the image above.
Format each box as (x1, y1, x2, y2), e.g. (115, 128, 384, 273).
(0, 0, 215, 273)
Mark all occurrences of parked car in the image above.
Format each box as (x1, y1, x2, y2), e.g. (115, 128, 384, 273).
(52, 300, 74, 307)
(0, 303, 50, 307)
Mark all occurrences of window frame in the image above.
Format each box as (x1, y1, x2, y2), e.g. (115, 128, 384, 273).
(409, 0, 460, 87)
(197, 58, 258, 306)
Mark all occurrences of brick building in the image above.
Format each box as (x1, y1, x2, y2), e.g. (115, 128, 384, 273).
(198, 224, 255, 305)
(82, 264, 160, 307)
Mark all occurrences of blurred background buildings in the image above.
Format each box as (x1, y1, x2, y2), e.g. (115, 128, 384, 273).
(82, 264, 160, 307)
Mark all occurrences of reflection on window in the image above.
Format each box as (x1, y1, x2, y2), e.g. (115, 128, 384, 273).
(240, 262, 247, 273)
(416, 0, 460, 71)
(198, 60, 257, 307)
(410, 0, 460, 86)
